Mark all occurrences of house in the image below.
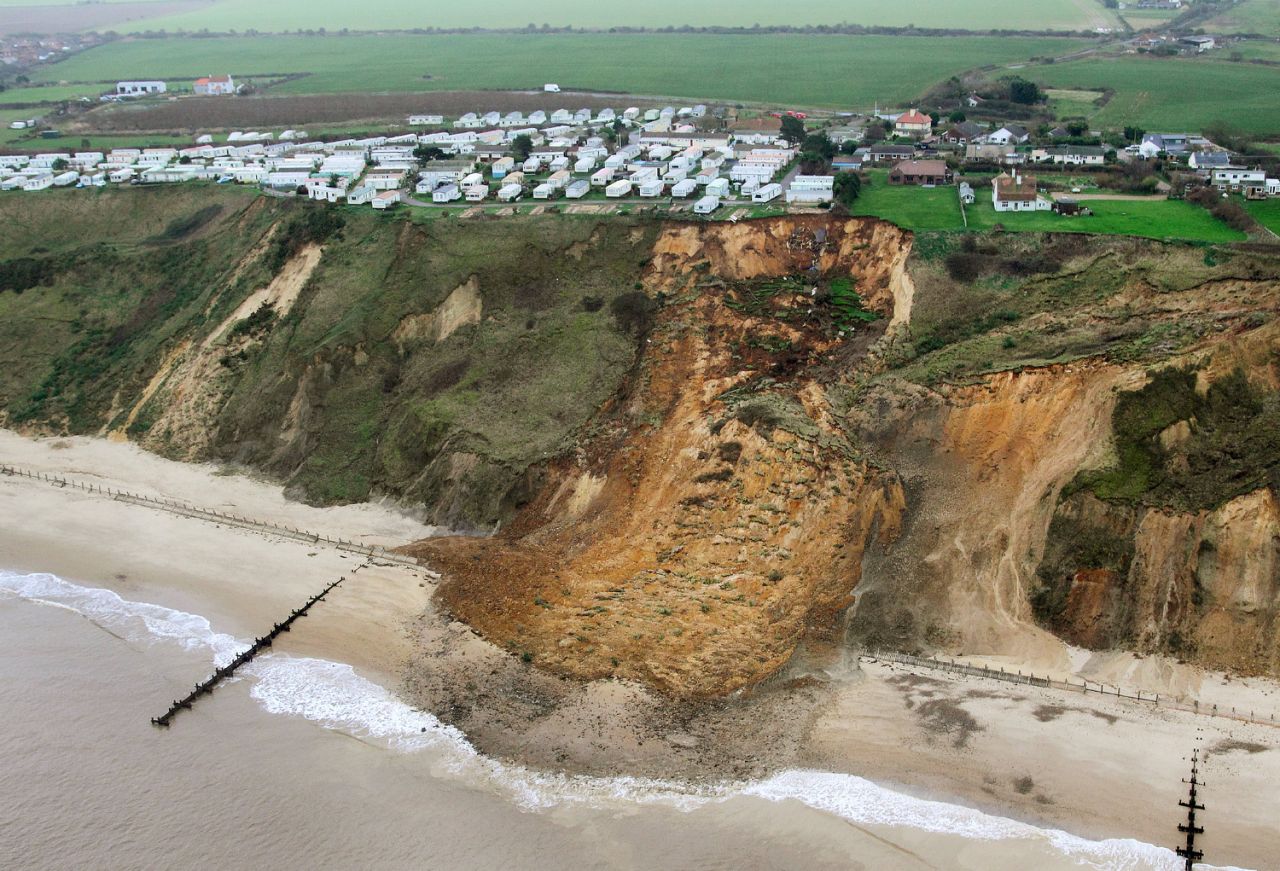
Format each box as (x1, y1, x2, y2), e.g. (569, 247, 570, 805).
(942, 122, 986, 146)
(831, 154, 862, 172)
(116, 81, 166, 96)
(888, 159, 951, 186)
(992, 172, 1050, 212)
(958, 182, 975, 205)
(987, 125, 1030, 146)
(1030, 145, 1106, 166)
(1140, 132, 1192, 158)
(693, 195, 720, 214)
(194, 75, 235, 96)
(894, 109, 932, 139)
(1212, 167, 1266, 192)
(786, 175, 834, 203)
(868, 144, 916, 163)
(1047, 126, 1071, 140)
(1180, 36, 1215, 53)
(1188, 151, 1235, 172)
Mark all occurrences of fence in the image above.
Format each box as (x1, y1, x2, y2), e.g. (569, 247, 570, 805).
(1, 464, 428, 572)
(863, 649, 1278, 730)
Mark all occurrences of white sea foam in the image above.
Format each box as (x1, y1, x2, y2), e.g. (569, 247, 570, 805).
(0, 570, 1249, 871)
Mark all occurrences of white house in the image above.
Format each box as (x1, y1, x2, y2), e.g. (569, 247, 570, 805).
(705, 177, 730, 198)
(605, 179, 633, 198)
(638, 179, 664, 197)
(372, 190, 402, 210)
(992, 172, 1051, 211)
(116, 81, 166, 96)
(346, 184, 376, 205)
(497, 183, 522, 201)
(23, 174, 54, 191)
(194, 75, 235, 96)
(565, 179, 589, 198)
(465, 184, 489, 202)
(693, 195, 720, 214)
(987, 125, 1030, 146)
(1212, 167, 1266, 192)
(590, 167, 616, 187)
(433, 183, 462, 203)
(409, 115, 445, 127)
(671, 178, 697, 198)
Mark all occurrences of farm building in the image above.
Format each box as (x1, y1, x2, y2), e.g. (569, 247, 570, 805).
(992, 172, 1050, 212)
(194, 75, 235, 96)
(116, 81, 166, 96)
(1051, 198, 1092, 216)
(888, 160, 951, 186)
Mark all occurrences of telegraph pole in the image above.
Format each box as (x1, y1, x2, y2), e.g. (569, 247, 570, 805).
(1175, 748, 1205, 870)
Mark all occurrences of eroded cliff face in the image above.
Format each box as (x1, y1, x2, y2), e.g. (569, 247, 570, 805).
(413, 217, 911, 696)
(4, 189, 1279, 694)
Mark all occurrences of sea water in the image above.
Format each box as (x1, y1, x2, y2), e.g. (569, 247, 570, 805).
(0, 570, 1242, 871)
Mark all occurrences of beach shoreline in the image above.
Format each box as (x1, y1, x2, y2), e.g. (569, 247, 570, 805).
(2, 428, 1277, 869)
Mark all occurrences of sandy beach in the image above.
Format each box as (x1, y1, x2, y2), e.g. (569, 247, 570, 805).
(2, 428, 1278, 869)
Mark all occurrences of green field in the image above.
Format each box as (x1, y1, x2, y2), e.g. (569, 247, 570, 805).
(1244, 198, 1280, 235)
(0, 83, 116, 104)
(31, 33, 1088, 108)
(1044, 87, 1103, 118)
(964, 197, 1247, 242)
(850, 173, 966, 230)
(1201, 0, 1280, 37)
(0, 0, 1123, 32)
(1224, 38, 1280, 60)
(849, 171, 1244, 242)
(1027, 55, 1280, 134)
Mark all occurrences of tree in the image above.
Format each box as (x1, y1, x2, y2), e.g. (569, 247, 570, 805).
(779, 114, 805, 146)
(949, 110, 966, 123)
(1008, 77, 1042, 105)
(863, 124, 886, 143)
(928, 110, 941, 127)
(413, 144, 446, 163)
(51, 158, 67, 172)
(801, 131, 836, 160)
(1066, 120, 1088, 137)
(1122, 125, 1145, 143)
(511, 133, 533, 160)
(833, 172, 861, 207)
(839, 140, 859, 155)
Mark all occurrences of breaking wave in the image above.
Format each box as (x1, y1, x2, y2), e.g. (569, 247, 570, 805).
(0, 569, 1244, 871)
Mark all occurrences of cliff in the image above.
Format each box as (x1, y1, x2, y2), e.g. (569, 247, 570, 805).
(3, 188, 1278, 694)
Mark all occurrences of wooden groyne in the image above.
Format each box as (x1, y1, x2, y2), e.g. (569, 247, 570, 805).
(151, 574, 347, 728)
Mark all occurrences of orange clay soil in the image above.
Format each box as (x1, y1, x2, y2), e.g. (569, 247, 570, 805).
(406, 217, 911, 697)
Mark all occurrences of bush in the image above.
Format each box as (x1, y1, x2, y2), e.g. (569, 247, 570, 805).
(944, 251, 984, 282)
(266, 208, 345, 272)
(0, 257, 57, 294)
(609, 291, 657, 335)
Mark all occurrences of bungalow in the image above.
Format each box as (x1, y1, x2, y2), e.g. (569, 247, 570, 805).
(987, 125, 1030, 146)
(867, 144, 915, 163)
(888, 159, 951, 186)
(1030, 145, 1106, 166)
(942, 122, 986, 146)
(894, 109, 932, 139)
(1139, 132, 1192, 157)
(194, 74, 235, 96)
(831, 154, 862, 172)
(1187, 151, 1235, 172)
(1212, 167, 1266, 193)
(116, 81, 166, 96)
(992, 172, 1050, 212)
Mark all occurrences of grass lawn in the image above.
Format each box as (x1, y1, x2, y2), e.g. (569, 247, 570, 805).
(1223, 39, 1280, 61)
(1044, 87, 1104, 119)
(849, 171, 965, 230)
(1027, 55, 1280, 135)
(1201, 0, 1280, 37)
(1244, 198, 1280, 235)
(964, 197, 1247, 242)
(0, 83, 119, 105)
(3, 0, 1124, 32)
(32, 33, 1089, 109)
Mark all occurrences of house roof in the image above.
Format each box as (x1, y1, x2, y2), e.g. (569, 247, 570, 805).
(993, 172, 1038, 201)
(870, 144, 915, 154)
(1047, 145, 1105, 155)
(999, 124, 1029, 138)
(896, 109, 932, 127)
(891, 159, 948, 176)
